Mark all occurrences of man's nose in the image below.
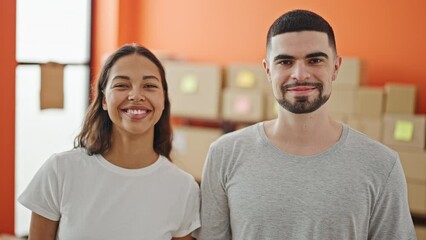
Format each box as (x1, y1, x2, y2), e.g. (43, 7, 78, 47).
(290, 62, 311, 81)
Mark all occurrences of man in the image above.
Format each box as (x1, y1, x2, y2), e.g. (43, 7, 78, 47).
(195, 9, 416, 240)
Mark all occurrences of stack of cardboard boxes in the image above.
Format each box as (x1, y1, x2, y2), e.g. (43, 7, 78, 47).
(384, 84, 426, 217)
(165, 62, 224, 181)
(328, 58, 426, 222)
(165, 61, 426, 219)
(222, 64, 269, 122)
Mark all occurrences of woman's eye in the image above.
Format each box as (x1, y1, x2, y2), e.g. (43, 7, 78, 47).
(145, 84, 158, 88)
(113, 84, 129, 88)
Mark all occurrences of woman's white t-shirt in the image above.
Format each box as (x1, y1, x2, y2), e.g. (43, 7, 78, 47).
(18, 148, 200, 240)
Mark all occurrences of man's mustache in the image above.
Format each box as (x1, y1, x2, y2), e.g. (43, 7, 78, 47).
(282, 82, 323, 90)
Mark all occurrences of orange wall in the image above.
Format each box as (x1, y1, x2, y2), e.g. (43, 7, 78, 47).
(135, 0, 426, 114)
(0, 0, 16, 234)
(1, 0, 425, 234)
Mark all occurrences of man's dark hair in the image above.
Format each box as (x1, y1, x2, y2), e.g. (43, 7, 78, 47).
(266, 9, 337, 56)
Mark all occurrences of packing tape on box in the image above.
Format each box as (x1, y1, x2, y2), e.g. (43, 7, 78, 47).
(393, 120, 414, 142)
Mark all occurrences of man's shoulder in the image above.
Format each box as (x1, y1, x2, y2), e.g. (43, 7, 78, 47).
(212, 123, 260, 147)
(345, 125, 398, 165)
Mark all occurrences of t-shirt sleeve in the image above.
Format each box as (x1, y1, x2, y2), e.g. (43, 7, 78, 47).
(172, 178, 201, 238)
(368, 154, 416, 240)
(193, 144, 232, 240)
(17, 154, 61, 221)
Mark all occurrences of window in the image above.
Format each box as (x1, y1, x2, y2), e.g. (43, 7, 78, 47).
(14, 0, 91, 235)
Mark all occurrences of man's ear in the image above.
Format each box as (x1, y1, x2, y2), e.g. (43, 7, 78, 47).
(262, 59, 272, 83)
(332, 56, 342, 82)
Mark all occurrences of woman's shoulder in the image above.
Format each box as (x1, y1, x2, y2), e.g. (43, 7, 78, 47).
(160, 156, 199, 185)
(45, 148, 94, 168)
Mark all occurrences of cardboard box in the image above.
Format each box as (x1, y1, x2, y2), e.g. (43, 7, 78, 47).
(399, 151, 426, 183)
(383, 114, 426, 151)
(225, 64, 269, 91)
(347, 116, 383, 141)
(416, 225, 426, 240)
(165, 62, 222, 119)
(221, 88, 265, 122)
(384, 83, 416, 114)
(334, 57, 365, 88)
(171, 126, 223, 181)
(329, 112, 348, 124)
(265, 94, 279, 120)
(328, 88, 357, 115)
(407, 182, 426, 214)
(354, 87, 384, 118)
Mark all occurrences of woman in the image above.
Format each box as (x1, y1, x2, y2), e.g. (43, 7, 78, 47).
(18, 43, 200, 239)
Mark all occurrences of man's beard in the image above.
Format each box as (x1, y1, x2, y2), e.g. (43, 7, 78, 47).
(277, 82, 330, 114)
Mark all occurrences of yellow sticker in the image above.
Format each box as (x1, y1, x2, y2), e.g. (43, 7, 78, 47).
(236, 71, 256, 88)
(233, 95, 251, 115)
(393, 120, 414, 142)
(180, 74, 198, 94)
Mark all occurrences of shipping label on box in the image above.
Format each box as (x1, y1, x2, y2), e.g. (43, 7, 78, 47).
(225, 64, 269, 92)
(383, 114, 426, 150)
(222, 88, 264, 122)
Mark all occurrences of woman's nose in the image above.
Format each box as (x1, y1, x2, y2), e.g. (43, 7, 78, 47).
(128, 89, 146, 101)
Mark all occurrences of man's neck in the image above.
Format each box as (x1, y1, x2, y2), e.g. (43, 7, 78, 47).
(264, 108, 343, 156)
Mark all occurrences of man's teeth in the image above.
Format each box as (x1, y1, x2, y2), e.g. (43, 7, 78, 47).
(127, 109, 146, 114)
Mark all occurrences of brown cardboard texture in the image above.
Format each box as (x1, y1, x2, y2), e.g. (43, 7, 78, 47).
(265, 94, 280, 120)
(40, 62, 65, 109)
(407, 182, 426, 214)
(399, 150, 426, 183)
(384, 83, 416, 114)
(328, 88, 357, 115)
(165, 62, 222, 119)
(354, 87, 384, 118)
(171, 126, 223, 181)
(347, 116, 383, 141)
(334, 57, 365, 87)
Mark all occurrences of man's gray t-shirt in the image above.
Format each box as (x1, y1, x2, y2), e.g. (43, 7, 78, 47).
(196, 123, 416, 240)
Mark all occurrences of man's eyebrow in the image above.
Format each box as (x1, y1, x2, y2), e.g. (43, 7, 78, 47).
(273, 54, 295, 62)
(306, 52, 329, 59)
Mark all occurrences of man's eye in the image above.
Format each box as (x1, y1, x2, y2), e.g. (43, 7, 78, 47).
(278, 60, 292, 65)
(309, 58, 323, 64)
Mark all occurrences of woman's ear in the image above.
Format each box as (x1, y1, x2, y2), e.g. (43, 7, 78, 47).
(102, 91, 107, 111)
